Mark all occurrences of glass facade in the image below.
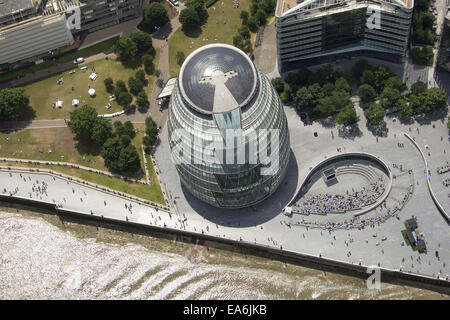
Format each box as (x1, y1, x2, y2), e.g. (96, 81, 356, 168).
(276, 0, 413, 70)
(167, 45, 290, 208)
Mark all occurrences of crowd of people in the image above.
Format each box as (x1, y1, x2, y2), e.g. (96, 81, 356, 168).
(437, 164, 450, 175)
(296, 182, 385, 215)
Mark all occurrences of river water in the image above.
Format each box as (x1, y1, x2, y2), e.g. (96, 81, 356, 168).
(0, 205, 447, 300)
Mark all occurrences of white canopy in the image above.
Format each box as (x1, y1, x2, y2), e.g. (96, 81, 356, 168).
(88, 88, 96, 96)
(89, 72, 98, 81)
(72, 99, 79, 106)
(55, 100, 63, 108)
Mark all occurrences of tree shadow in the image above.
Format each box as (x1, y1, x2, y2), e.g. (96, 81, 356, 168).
(414, 107, 449, 126)
(74, 139, 101, 157)
(337, 124, 363, 140)
(181, 25, 202, 39)
(315, 115, 336, 129)
(366, 120, 389, 137)
(120, 57, 142, 70)
(21, 105, 36, 121)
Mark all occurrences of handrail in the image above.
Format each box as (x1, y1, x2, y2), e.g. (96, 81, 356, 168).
(403, 133, 450, 223)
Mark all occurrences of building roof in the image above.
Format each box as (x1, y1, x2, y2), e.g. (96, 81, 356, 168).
(157, 77, 177, 100)
(0, 14, 74, 64)
(178, 44, 257, 115)
(276, 0, 414, 18)
(0, 0, 40, 18)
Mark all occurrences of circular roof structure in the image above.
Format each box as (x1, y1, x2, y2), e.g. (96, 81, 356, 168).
(178, 43, 257, 115)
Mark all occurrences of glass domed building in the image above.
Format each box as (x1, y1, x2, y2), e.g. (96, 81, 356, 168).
(167, 44, 290, 208)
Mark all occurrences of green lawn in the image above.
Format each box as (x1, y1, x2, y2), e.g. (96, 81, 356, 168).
(0, 37, 119, 82)
(0, 125, 147, 177)
(0, 124, 166, 205)
(21, 49, 160, 120)
(168, 0, 251, 76)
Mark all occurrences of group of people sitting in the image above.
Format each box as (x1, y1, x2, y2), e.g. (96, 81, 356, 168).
(297, 182, 385, 215)
(437, 164, 450, 175)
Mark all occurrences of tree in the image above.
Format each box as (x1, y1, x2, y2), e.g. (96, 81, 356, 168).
(130, 30, 154, 55)
(123, 120, 136, 138)
(247, 16, 258, 32)
(128, 77, 144, 96)
(176, 51, 185, 66)
(335, 77, 351, 94)
(358, 84, 377, 103)
(179, 7, 200, 29)
(239, 24, 250, 39)
(255, 9, 267, 26)
(380, 87, 401, 109)
(364, 103, 385, 127)
(322, 83, 335, 96)
(0, 88, 29, 120)
(411, 46, 434, 66)
(104, 77, 114, 93)
(67, 105, 99, 141)
(101, 138, 121, 171)
(118, 145, 141, 172)
(398, 99, 414, 118)
(135, 70, 146, 85)
(240, 10, 249, 24)
(280, 83, 292, 102)
(385, 76, 407, 93)
(136, 91, 149, 109)
(142, 54, 155, 75)
(373, 65, 391, 93)
(143, 2, 169, 31)
(360, 69, 374, 86)
(113, 36, 138, 61)
(116, 80, 127, 93)
(271, 77, 285, 93)
(186, 0, 208, 24)
(336, 105, 359, 126)
(294, 87, 313, 111)
(91, 117, 113, 145)
(411, 81, 427, 95)
(118, 91, 133, 107)
(120, 135, 131, 147)
(144, 116, 158, 152)
(423, 87, 447, 112)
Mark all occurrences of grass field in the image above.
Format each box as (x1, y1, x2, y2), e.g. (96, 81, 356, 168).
(0, 37, 119, 82)
(21, 49, 160, 120)
(0, 125, 166, 204)
(168, 0, 251, 76)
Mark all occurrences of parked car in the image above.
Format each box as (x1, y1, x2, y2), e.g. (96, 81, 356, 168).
(72, 57, 84, 64)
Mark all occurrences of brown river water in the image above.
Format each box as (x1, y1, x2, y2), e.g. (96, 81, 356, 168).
(0, 203, 448, 300)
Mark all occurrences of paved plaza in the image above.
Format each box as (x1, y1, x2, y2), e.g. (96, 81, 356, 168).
(153, 101, 450, 281)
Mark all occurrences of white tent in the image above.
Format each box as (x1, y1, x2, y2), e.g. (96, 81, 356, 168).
(89, 72, 98, 81)
(72, 98, 79, 106)
(55, 100, 63, 108)
(88, 88, 96, 96)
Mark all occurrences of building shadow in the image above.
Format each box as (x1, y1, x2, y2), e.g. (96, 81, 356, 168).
(179, 150, 299, 228)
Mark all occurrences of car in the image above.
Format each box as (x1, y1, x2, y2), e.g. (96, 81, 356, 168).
(72, 57, 84, 64)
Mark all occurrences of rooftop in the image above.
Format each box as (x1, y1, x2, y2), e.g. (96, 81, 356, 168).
(0, 0, 41, 18)
(276, 0, 413, 18)
(178, 44, 257, 115)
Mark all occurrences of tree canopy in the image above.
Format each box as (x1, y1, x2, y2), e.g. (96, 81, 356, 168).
(364, 103, 385, 127)
(68, 105, 112, 144)
(0, 88, 29, 121)
(113, 37, 138, 61)
(143, 2, 169, 31)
